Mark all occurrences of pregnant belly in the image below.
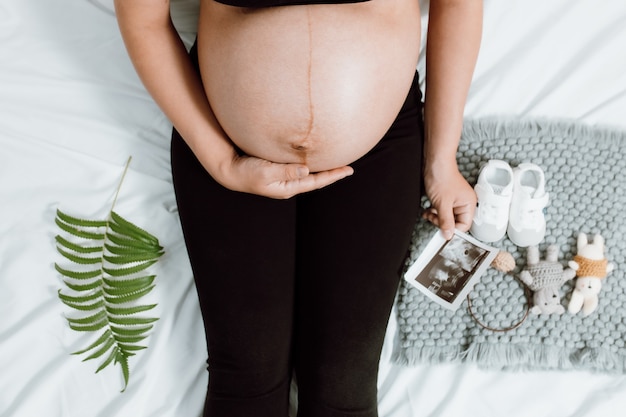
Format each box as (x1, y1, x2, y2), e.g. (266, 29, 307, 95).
(198, 0, 420, 172)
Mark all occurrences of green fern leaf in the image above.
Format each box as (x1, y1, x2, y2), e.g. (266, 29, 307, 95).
(63, 279, 102, 292)
(108, 316, 158, 326)
(107, 304, 156, 316)
(58, 289, 104, 304)
(55, 216, 105, 240)
(69, 320, 108, 332)
(104, 243, 157, 256)
(110, 211, 161, 246)
(55, 264, 101, 280)
(114, 334, 148, 344)
(106, 233, 157, 251)
(105, 285, 151, 298)
(118, 344, 147, 352)
(103, 275, 156, 295)
(110, 325, 153, 336)
(54, 157, 164, 392)
(103, 251, 163, 265)
(56, 209, 109, 228)
(83, 337, 116, 362)
(105, 286, 155, 304)
(95, 347, 119, 374)
(72, 330, 112, 355)
(57, 247, 103, 265)
(56, 236, 103, 254)
(60, 299, 105, 312)
(65, 310, 107, 325)
(115, 351, 130, 391)
(103, 260, 157, 277)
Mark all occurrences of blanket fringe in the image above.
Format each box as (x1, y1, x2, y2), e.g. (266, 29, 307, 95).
(462, 117, 626, 146)
(393, 344, 626, 373)
(392, 345, 465, 366)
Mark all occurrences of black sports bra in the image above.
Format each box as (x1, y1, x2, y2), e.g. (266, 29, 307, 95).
(215, 0, 369, 8)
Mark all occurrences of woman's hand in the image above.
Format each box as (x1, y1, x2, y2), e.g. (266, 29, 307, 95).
(211, 150, 354, 199)
(420, 0, 482, 239)
(422, 160, 476, 240)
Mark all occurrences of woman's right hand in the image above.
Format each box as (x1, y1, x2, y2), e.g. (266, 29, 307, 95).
(115, 1, 353, 199)
(212, 150, 354, 199)
(115, 2, 353, 200)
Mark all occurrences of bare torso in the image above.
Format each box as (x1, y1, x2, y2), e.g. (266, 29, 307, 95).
(198, 0, 421, 172)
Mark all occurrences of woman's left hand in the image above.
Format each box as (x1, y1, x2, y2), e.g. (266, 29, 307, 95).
(422, 160, 476, 240)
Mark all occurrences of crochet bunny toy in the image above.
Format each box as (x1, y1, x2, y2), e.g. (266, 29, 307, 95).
(519, 245, 576, 315)
(568, 233, 614, 316)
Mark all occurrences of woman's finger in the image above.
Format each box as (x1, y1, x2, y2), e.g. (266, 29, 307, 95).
(267, 165, 354, 198)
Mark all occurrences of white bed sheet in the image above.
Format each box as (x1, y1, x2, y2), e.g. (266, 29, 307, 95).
(1, 1, 625, 416)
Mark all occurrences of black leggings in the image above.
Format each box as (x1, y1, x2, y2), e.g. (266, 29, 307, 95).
(171, 44, 424, 417)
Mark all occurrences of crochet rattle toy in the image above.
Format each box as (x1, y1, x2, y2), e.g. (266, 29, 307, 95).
(519, 245, 576, 315)
(568, 233, 614, 316)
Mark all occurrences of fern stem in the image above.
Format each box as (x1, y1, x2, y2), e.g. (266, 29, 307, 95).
(101, 157, 133, 328)
(110, 156, 132, 214)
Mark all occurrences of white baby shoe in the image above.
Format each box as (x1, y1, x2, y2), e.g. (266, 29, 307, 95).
(470, 159, 514, 243)
(507, 163, 549, 247)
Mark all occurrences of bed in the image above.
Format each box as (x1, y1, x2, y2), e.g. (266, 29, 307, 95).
(2, 0, 625, 416)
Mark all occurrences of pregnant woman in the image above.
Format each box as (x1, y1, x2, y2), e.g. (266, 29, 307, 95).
(114, 0, 482, 415)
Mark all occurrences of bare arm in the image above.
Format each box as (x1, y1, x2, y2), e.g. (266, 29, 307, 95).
(421, 0, 483, 238)
(113, 0, 352, 198)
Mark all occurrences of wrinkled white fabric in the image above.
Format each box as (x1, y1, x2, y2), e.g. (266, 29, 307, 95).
(2, 0, 626, 416)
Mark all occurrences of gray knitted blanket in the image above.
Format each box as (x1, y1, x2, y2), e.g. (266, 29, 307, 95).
(393, 118, 626, 373)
